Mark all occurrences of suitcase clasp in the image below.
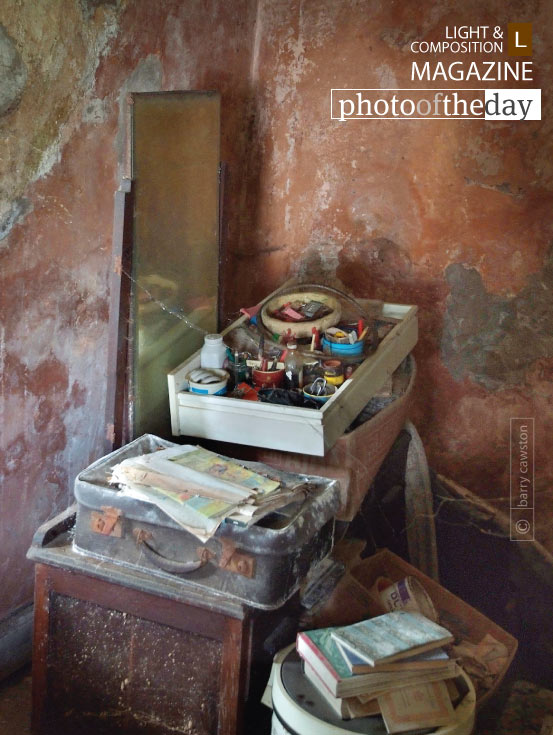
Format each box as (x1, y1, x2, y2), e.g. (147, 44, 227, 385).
(91, 506, 123, 537)
(217, 539, 255, 578)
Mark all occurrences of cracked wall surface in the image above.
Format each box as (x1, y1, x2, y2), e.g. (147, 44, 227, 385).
(1, 0, 552, 621)
(230, 0, 553, 523)
(442, 254, 553, 390)
(0, 0, 257, 620)
(0, 23, 27, 117)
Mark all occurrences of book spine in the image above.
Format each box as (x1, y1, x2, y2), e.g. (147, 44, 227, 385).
(296, 633, 339, 690)
(303, 660, 338, 699)
(302, 662, 345, 718)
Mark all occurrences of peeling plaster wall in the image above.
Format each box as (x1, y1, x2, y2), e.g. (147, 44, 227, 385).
(0, 0, 257, 620)
(229, 0, 553, 532)
(1, 0, 552, 622)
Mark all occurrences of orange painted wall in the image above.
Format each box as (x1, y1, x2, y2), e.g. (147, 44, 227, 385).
(228, 1, 553, 505)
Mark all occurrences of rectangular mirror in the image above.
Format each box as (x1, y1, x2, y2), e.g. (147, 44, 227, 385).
(131, 91, 221, 438)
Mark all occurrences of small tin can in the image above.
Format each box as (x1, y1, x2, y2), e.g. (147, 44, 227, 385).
(323, 359, 344, 386)
(379, 576, 438, 622)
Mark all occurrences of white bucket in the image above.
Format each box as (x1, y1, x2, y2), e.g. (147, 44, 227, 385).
(269, 645, 475, 735)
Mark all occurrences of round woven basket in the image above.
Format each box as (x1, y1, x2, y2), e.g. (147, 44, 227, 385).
(260, 291, 341, 338)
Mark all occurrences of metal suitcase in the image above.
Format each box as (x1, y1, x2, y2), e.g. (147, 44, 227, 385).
(73, 435, 341, 610)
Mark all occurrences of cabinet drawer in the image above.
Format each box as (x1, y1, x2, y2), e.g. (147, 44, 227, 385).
(168, 302, 417, 456)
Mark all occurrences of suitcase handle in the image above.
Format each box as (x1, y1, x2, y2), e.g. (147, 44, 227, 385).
(133, 529, 211, 574)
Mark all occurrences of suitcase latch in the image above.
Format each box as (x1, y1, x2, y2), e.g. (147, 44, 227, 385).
(91, 506, 123, 537)
(218, 539, 255, 578)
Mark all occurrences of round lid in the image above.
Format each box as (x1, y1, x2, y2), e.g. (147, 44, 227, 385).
(204, 333, 223, 343)
(275, 646, 475, 735)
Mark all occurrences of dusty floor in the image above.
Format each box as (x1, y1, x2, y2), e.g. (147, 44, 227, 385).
(0, 666, 31, 735)
(1, 662, 551, 734)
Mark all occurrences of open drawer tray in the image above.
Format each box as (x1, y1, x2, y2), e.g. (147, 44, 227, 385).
(168, 301, 417, 456)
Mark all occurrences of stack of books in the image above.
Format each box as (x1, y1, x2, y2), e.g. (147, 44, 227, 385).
(296, 610, 463, 733)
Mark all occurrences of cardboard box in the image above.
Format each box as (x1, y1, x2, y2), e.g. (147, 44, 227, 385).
(350, 549, 518, 708)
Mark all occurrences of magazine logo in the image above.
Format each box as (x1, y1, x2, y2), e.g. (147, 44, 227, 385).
(332, 23, 541, 122)
(507, 23, 532, 56)
(331, 89, 541, 121)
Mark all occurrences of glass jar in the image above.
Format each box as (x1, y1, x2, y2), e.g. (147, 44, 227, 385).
(284, 343, 304, 390)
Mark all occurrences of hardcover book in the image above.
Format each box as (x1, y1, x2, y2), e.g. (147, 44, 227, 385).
(331, 611, 454, 667)
(296, 627, 458, 698)
(334, 638, 455, 675)
(302, 661, 381, 720)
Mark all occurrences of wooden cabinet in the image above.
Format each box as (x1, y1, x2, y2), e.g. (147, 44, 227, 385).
(29, 512, 293, 735)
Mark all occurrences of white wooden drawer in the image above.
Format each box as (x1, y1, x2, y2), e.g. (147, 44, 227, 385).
(168, 302, 417, 456)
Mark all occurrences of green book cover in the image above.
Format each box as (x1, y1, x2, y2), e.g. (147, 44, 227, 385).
(302, 628, 353, 680)
(331, 612, 453, 666)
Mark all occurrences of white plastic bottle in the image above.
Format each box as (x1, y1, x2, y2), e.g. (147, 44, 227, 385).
(200, 334, 228, 369)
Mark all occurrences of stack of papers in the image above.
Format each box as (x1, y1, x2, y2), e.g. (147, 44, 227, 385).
(110, 446, 305, 541)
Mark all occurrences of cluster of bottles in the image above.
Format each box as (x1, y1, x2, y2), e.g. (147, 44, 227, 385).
(201, 332, 307, 393)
